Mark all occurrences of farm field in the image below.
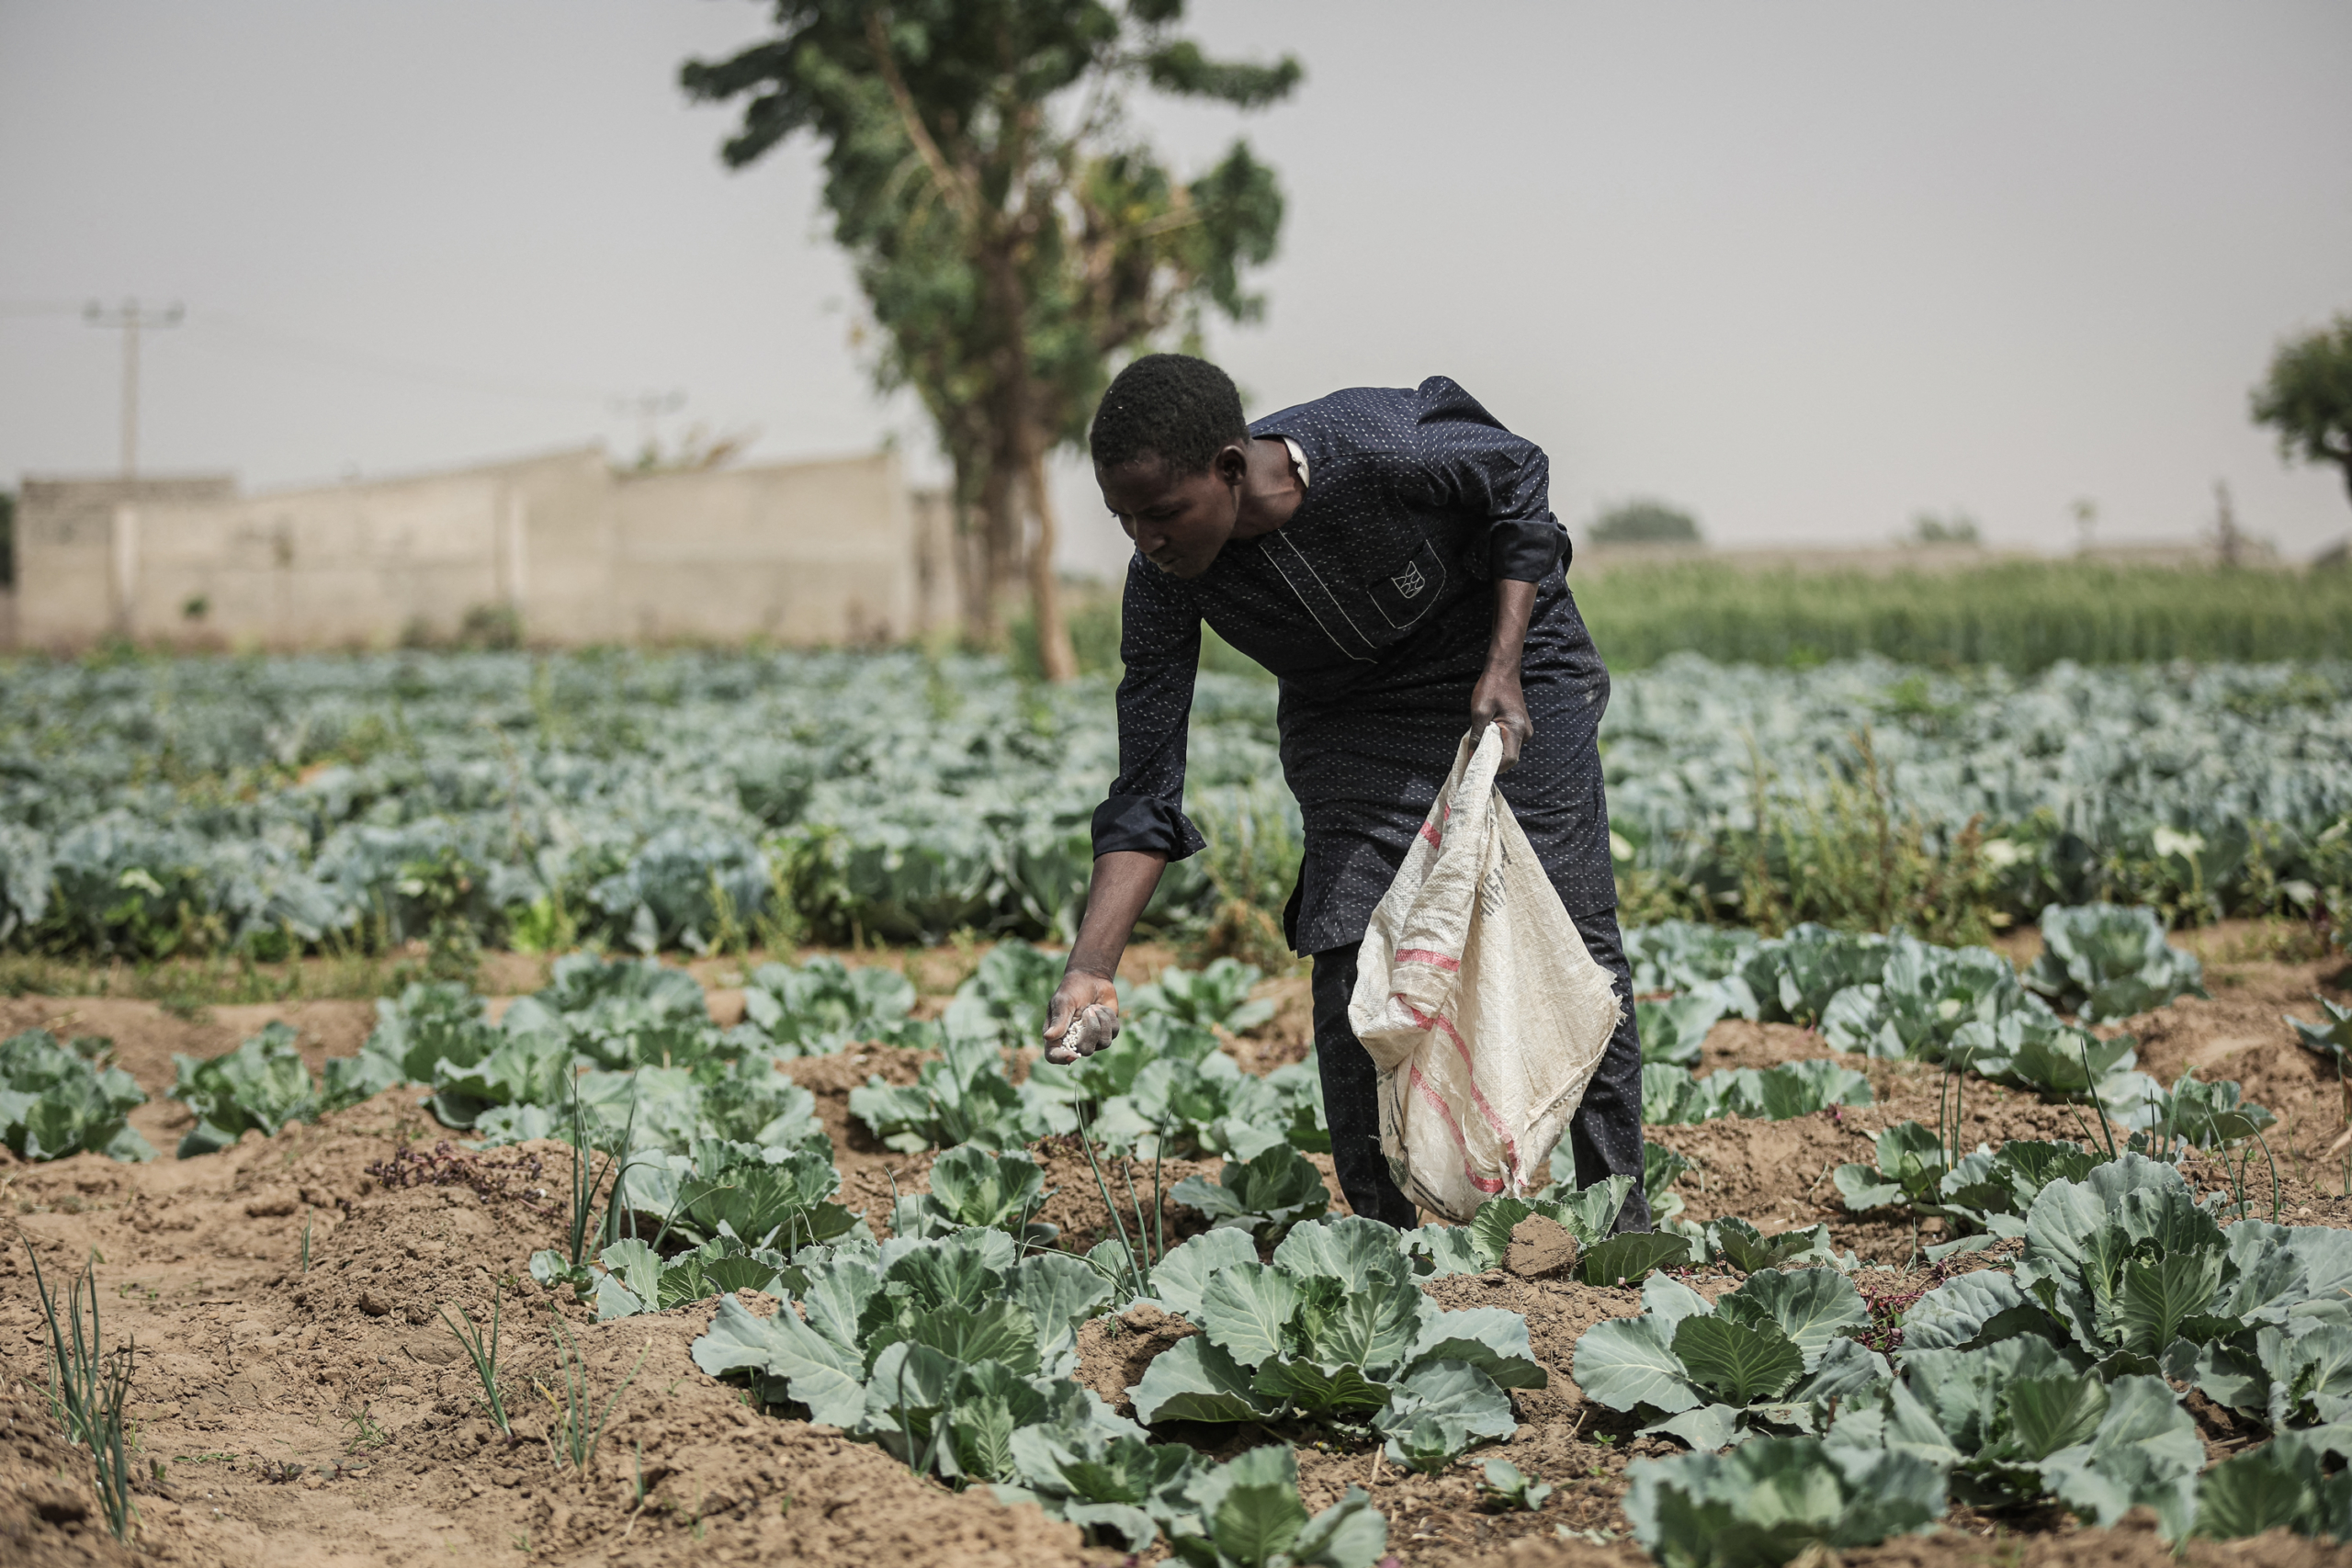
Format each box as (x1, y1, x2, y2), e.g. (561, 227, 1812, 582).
(6, 649, 2352, 963)
(5, 649, 2352, 1568)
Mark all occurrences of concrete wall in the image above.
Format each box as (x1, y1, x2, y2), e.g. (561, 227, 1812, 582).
(15, 473, 239, 645)
(13, 448, 956, 650)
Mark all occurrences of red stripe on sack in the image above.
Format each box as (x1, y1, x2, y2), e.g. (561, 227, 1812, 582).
(1394, 948, 1461, 972)
(1407, 1065, 1507, 1195)
(1399, 998, 1522, 1185)
(1419, 822, 1442, 848)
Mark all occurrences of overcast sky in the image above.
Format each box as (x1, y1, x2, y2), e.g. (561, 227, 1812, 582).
(3, 0, 2348, 576)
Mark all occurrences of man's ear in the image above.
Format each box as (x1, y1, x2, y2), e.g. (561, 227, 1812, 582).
(1213, 441, 1251, 490)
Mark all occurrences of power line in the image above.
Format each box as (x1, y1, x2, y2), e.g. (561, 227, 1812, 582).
(194, 310, 625, 407)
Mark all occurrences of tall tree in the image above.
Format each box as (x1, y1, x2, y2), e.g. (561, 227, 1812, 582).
(684, 2, 1298, 675)
(2251, 313, 2352, 513)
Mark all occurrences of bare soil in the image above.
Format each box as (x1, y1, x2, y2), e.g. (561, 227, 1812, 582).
(2, 931, 2346, 1566)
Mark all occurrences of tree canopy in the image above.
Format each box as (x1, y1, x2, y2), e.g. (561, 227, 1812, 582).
(683, 1, 1299, 675)
(2251, 313, 2352, 511)
(1589, 500, 1702, 545)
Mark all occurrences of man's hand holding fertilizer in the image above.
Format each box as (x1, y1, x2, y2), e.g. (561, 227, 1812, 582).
(1041, 354, 1648, 1234)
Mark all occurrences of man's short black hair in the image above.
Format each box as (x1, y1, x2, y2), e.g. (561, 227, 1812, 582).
(1089, 353, 1249, 476)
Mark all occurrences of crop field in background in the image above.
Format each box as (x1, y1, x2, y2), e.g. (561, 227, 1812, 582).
(4, 641, 2352, 1568)
(4, 648, 2349, 976)
(1038, 560, 2352, 680)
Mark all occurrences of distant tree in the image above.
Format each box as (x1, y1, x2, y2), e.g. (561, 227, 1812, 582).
(1907, 512, 1981, 546)
(683, 2, 1299, 677)
(2251, 313, 2352, 512)
(1589, 499, 1702, 544)
(0, 490, 13, 590)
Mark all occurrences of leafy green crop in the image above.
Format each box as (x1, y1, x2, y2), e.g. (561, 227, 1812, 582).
(1625, 922, 1762, 998)
(2192, 1427, 2352, 1541)
(1835, 1124, 2103, 1257)
(1578, 1147, 2352, 1546)
(1130, 959, 1277, 1035)
(741, 955, 928, 1055)
(1951, 1010, 2159, 1122)
(1169, 1145, 1331, 1242)
(2024, 902, 2207, 1023)
(1406, 1174, 1636, 1277)
(6, 653, 2346, 958)
(850, 1030, 1059, 1154)
(2290, 995, 2352, 1072)
(894, 1145, 1057, 1244)
(1573, 1268, 1879, 1450)
(1819, 933, 2041, 1060)
(639, 1137, 861, 1248)
(170, 1021, 320, 1156)
(999, 1438, 1386, 1565)
(1129, 1218, 1543, 1471)
(0, 1029, 152, 1162)
(1034, 1016, 1328, 1161)
(1637, 990, 1724, 1067)
(1625, 1434, 1945, 1568)
(578, 1233, 795, 1319)
(688, 1220, 1261, 1544)
(1643, 1060, 1872, 1124)
(1478, 1459, 1552, 1513)
(1826, 1335, 2205, 1536)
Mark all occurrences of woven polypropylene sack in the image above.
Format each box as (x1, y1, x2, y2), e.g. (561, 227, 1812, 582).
(1346, 724, 1622, 1222)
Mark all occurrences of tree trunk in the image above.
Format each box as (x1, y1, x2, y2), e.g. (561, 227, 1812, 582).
(966, 456, 1015, 646)
(1022, 435, 1078, 682)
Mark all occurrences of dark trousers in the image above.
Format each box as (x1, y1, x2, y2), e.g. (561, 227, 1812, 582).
(1310, 906, 1650, 1233)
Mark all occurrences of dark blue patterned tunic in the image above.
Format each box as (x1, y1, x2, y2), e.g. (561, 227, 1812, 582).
(1091, 377, 1617, 955)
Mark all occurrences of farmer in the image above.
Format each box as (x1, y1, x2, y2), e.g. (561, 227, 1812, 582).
(1042, 353, 1649, 1235)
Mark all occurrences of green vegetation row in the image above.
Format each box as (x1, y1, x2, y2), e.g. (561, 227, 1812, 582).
(1046, 560, 2352, 677)
(1573, 559, 2352, 672)
(28, 911, 2342, 1561)
(6, 649, 2350, 970)
(1576, 1148, 2352, 1564)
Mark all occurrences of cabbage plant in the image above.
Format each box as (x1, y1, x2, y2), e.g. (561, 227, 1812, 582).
(1625, 1433, 1944, 1568)
(169, 1021, 320, 1156)
(1643, 1059, 1872, 1124)
(1127, 1219, 1543, 1471)
(2024, 902, 2207, 1023)
(0, 1029, 153, 1163)
(684, 1220, 1369, 1559)
(1572, 1268, 1881, 1450)
(1128, 958, 1276, 1034)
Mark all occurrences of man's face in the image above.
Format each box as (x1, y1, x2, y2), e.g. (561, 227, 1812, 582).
(1095, 449, 1241, 580)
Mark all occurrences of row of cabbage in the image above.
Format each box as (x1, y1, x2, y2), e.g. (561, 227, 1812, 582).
(1, 900, 2273, 1175)
(3, 650, 2348, 959)
(1577, 1151, 2352, 1562)
(17, 927, 2352, 1558)
(1631, 901, 2212, 1124)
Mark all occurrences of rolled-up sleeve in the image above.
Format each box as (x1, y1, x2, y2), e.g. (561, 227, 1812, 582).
(1407, 376, 1566, 582)
(1091, 556, 1207, 862)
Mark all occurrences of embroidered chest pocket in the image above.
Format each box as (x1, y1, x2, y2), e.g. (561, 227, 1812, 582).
(1366, 537, 1449, 630)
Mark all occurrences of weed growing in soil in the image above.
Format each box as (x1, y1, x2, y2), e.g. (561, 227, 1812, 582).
(544, 1312, 645, 1475)
(344, 1404, 389, 1450)
(25, 1240, 111, 1446)
(441, 1279, 512, 1435)
(1067, 1100, 1167, 1297)
(1479, 1459, 1552, 1513)
(88, 1338, 137, 1542)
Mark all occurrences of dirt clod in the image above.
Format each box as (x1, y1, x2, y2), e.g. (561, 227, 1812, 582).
(1505, 1213, 1580, 1278)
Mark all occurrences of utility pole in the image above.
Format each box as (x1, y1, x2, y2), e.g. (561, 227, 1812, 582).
(610, 389, 685, 468)
(83, 298, 184, 477)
